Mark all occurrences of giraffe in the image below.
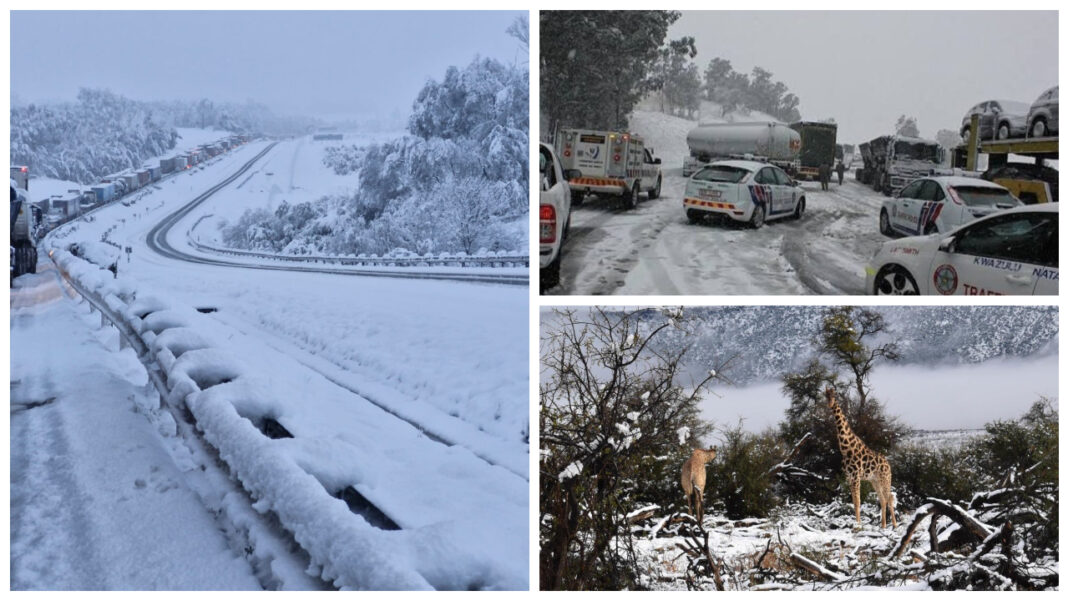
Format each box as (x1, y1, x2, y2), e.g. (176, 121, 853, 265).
(825, 387, 897, 528)
(680, 447, 717, 524)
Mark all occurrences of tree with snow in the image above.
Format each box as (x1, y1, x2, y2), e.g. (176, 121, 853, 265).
(540, 307, 723, 590)
(895, 114, 920, 138)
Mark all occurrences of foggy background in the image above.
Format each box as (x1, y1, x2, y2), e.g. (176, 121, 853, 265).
(10, 10, 526, 125)
(669, 11, 1058, 144)
(701, 352, 1059, 434)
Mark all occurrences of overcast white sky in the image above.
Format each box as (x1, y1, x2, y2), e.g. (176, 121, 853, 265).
(10, 11, 526, 121)
(670, 11, 1058, 143)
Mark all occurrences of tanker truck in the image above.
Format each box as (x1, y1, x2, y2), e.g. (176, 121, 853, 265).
(682, 122, 801, 177)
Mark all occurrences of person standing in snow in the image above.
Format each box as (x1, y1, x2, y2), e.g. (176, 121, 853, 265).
(819, 162, 831, 191)
(835, 161, 845, 186)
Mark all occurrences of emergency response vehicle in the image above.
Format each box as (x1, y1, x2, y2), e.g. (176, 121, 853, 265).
(556, 128, 662, 210)
(867, 203, 1057, 296)
(683, 160, 806, 229)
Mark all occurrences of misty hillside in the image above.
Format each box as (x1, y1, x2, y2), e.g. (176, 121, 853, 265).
(221, 56, 528, 257)
(635, 306, 1058, 385)
(11, 89, 179, 184)
(10, 89, 317, 185)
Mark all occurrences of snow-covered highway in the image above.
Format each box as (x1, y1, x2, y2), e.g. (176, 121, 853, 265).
(13, 136, 529, 590)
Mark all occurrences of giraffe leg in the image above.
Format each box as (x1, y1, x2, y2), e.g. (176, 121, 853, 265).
(851, 479, 862, 526)
(877, 486, 887, 529)
(696, 491, 704, 525)
(887, 479, 898, 528)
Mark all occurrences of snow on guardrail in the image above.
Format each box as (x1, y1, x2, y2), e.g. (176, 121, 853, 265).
(48, 248, 439, 590)
(186, 225, 528, 269)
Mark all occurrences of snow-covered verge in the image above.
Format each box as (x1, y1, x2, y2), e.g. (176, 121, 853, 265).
(10, 267, 265, 590)
(45, 250, 528, 590)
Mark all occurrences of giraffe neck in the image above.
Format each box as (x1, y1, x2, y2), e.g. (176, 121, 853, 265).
(832, 403, 860, 456)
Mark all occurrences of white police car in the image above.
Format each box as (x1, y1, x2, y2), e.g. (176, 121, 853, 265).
(867, 203, 1057, 295)
(879, 176, 1021, 237)
(683, 160, 805, 228)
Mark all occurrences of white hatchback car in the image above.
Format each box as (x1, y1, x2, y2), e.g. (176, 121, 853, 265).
(879, 176, 1020, 238)
(867, 203, 1057, 295)
(684, 160, 805, 228)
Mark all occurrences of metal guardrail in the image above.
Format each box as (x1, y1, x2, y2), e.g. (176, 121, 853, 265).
(48, 250, 435, 590)
(186, 235, 530, 269)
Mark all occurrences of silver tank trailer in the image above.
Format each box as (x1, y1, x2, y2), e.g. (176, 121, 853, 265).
(684, 122, 801, 176)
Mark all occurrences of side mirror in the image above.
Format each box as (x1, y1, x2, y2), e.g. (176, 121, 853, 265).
(653, 158, 662, 165)
(937, 236, 956, 253)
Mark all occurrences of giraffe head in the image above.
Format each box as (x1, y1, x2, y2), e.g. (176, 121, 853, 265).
(824, 387, 839, 410)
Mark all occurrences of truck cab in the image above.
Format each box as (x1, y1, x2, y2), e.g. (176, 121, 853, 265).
(556, 128, 662, 210)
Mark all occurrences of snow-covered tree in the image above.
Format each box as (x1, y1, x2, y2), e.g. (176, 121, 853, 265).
(895, 114, 920, 137)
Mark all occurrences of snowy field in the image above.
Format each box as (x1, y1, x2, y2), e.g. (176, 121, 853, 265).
(19, 137, 529, 589)
(548, 110, 908, 295)
(700, 352, 1058, 433)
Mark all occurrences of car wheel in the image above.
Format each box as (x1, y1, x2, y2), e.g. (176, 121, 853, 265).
(540, 255, 561, 292)
(649, 176, 662, 200)
(687, 209, 703, 224)
(996, 122, 1011, 140)
(873, 265, 920, 295)
(750, 205, 765, 229)
(879, 210, 893, 236)
(1030, 118, 1048, 138)
(571, 191, 585, 207)
(792, 197, 805, 220)
(621, 182, 637, 210)
(961, 126, 971, 142)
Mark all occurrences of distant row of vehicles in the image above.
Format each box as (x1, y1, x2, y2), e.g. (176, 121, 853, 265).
(9, 134, 251, 281)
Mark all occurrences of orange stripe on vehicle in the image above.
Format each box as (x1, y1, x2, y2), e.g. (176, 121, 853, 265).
(684, 198, 735, 209)
(569, 177, 626, 187)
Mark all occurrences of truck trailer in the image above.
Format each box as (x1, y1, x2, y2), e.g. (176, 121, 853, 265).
(789, 121, 838, 180)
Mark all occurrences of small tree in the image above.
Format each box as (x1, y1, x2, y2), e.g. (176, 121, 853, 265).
(540, 307, 723, 590)
(779, 307, 907, 503)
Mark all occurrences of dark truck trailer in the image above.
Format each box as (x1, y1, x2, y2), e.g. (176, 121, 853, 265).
(789, 121, 838, 180)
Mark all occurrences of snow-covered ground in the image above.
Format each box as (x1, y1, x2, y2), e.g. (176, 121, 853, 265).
(633, 501, 934, 591)
(10, 266, 262, 590)
(547, 110, 900, 295)
(20, 136, 529, 589)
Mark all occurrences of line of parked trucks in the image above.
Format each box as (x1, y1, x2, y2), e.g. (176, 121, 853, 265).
(10, 134, 252, 281)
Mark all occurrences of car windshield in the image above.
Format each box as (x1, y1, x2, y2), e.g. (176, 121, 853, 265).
(894, 141, 939, 161)
(693, 165, 750, 183)
(951, 186, 1018, 208)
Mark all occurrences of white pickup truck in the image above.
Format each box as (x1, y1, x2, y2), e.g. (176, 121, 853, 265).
(539, 142, 571, 292)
